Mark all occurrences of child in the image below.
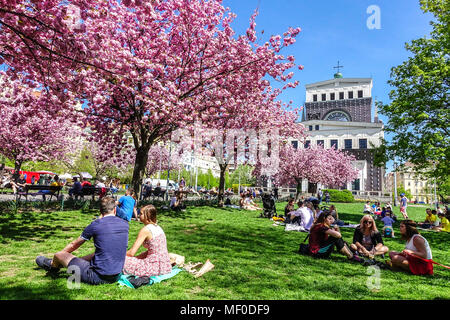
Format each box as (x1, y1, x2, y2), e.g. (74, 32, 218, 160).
(434, 212, 450, 232)
(381, 211, 395, 238)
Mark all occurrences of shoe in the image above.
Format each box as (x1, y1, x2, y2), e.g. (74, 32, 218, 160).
(35, 256, 59, 272)
(349, 255, 364, 263)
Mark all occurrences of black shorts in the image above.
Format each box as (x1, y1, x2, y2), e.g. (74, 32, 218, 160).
(67, 258, 119, 285)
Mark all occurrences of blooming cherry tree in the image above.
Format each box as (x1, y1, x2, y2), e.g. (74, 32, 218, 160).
(0, 74, 81, 172)
(273, 144, 359, 200)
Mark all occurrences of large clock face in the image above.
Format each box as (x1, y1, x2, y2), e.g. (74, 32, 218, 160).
(325, 111, 351, 121)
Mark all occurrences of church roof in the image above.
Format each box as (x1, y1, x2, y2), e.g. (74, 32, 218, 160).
(305, 77, 372, 89)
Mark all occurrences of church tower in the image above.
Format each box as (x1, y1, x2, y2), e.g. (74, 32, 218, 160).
(293, 63, 385, 193)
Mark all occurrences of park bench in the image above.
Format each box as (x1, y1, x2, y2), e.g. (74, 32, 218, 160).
(76, 186, 110, 201)
(17, 185, 63, 201)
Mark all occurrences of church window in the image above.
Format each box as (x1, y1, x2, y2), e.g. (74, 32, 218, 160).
(321, 93, 326, 101)
(359, 139, 368, 149)
(305, 140, 311, 148)
(330, 140, 338, 149)
(348, 91, 354, 99)
(344, 139, 352, 149)
(358, 90, 363, 98)
(324, 111, 351, 122)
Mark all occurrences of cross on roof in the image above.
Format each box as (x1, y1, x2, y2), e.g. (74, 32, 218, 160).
(334, 61, 344, 73)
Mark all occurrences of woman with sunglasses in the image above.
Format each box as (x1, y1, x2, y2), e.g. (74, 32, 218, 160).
(350, 215, 389, 259)
(387, 220, 433, 275)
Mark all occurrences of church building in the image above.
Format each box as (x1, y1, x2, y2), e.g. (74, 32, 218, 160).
(290, 66, 385, 193)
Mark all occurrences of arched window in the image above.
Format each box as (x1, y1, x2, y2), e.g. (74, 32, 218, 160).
(324, 110, 351, 122)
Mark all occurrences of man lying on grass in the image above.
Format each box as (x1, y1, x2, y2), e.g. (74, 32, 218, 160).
(35, 197, 129, 285)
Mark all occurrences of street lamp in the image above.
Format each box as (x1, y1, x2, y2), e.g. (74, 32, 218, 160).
(165, 141, 172, 201)
(432, 161, 438, 209)
(393, 157, 398, 207)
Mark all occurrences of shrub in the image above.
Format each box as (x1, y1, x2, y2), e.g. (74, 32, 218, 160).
(323, 189, 355, 203)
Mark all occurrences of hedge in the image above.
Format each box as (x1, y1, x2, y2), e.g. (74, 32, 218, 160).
(323, 189, 355, 203)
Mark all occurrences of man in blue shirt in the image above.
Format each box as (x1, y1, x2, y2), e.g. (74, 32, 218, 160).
(68, 177, 83, 199)
(35, 197, 129, 285)
(116, 188, 137, 222)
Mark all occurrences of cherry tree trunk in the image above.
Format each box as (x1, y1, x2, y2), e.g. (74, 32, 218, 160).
(295, 181, 302, 201)
(131, 146, 150, 199)
(217, 164, 228, 207)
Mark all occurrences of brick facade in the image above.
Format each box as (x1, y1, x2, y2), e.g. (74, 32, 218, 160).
(305, 97, 372, 123)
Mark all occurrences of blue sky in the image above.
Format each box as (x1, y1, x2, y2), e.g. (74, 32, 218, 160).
(222, 0, 434, 171)
(2, 1, 434, 171)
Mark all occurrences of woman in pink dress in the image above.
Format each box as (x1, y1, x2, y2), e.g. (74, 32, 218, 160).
(122, 205, 172, 277)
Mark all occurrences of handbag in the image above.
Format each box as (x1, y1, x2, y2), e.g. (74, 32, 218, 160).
(298, 233, 310, 255)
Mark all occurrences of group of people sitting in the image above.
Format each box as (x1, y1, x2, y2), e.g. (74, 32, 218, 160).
(239, 191, 262, 211)
(276, 196, 446, 275)
(306, 209, 435, 275)
(36, 196, 173, 286)
(68, 177, 115, 199)
(418, 206, 450, 232)
(0, 172, 27, 194)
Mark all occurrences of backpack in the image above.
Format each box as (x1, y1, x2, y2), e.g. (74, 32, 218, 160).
(384, 227, 392, 238)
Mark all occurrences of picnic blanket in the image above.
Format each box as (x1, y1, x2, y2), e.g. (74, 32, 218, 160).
(118, 267, 183, 289)
(335, 224, 359, 229)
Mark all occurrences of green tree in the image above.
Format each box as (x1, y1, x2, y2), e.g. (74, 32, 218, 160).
(375, 0, 449, 181)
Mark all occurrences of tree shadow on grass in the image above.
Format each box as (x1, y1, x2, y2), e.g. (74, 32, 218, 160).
(0, 275, 74, 300)
(0, 211, 78, 244)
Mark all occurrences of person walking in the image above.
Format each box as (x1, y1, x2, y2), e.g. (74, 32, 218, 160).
(400, 193, 409, 219)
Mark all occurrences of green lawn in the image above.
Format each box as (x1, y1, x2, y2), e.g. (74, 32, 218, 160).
(0, 201, 449, 300)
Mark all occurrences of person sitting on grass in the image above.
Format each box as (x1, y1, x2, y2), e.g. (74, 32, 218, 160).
(122, 205, 172, 278)
(239, 193, 262, 211)
(433, 212, 450, 232)
(286, 200, 304, 225)
(418, 208, 436, 229)
(388, 220, 433, 275)
(170, 191, 186, 212)
(284, 198, 295, 217)
(381, 211, 396, 238)
(308, 211, 363, 263)
(299, 201, 316, 231)
(363, 201, 373, 214)
(329, 204, 347, 226)
(35, 197, 129, 285)
(350, 215, 389, 260)
(116, 188, 138, 222)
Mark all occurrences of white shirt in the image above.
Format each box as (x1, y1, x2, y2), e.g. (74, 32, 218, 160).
(300, 207, 314, 230)
(406, 234, 432, 260)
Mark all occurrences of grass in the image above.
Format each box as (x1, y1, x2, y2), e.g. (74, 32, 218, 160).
(0, 201, 449, 300)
